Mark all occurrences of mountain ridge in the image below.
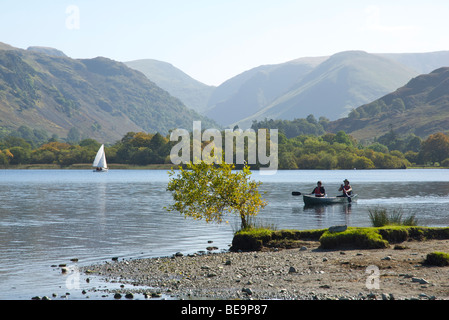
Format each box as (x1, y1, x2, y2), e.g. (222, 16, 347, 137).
(328, 67, 449, 140)
(232, 51, 418, 128)
(0, 43, 217, 143)
(125, 59, 215, 114)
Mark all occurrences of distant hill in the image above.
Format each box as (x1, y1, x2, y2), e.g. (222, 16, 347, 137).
(205, 57, 327, 127)
(27, 46, 67, 57)
(125, 59, 215, 114)
(379, 51, 449, 74)
(0, 44, 217, 143)
(234, 51, 418, 128)
(328, 67, 449, 140)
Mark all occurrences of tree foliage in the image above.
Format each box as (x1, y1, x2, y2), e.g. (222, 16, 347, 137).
(165, 161, 267, 229)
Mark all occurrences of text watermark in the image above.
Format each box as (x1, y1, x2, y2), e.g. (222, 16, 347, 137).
(170, 121, 278, 175)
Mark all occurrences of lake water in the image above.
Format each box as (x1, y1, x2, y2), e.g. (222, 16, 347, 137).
(1, 169, 448, 299)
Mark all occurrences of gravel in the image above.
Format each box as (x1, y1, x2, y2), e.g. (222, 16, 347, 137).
(80, 239, 449, 300)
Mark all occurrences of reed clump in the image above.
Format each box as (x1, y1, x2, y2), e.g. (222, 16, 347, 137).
(368, 207, 418, 227)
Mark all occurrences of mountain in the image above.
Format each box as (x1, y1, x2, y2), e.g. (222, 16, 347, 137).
(205, 57, 327, 127)
(125, 59, 215, 114)
(328, 67, 449, 140)
(27, 46, 67, 57)
(0, 44, 216, 143)
(379, 51, 449, 75)
(234, 51, 418, 128)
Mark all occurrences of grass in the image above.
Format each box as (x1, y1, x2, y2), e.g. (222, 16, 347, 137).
(319, 227, 389, 249)
(231, 225, 449, 251)
(368, 207, 418, 227)
(425, 252, 449, 266)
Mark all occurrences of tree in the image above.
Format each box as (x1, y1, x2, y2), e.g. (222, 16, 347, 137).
(165, 161, 267, 230)
(420, 132, 449, 164)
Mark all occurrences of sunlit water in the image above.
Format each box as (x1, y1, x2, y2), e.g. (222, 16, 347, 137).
(0, 169, 448, 299)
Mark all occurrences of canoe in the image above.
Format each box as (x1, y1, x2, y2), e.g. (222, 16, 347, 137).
(303, 194, 357, 206)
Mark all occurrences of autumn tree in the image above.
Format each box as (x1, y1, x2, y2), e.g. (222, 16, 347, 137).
(165, 161, 267, 230)
(420, 132, 449, 164)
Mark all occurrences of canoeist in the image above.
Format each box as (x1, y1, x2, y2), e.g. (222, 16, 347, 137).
(338, 179, 352, 197)
(311, 181, 325, 197)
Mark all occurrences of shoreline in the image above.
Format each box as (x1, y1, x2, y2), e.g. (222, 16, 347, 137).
(80, 239, 449, 300)
(2, 164, 448, 170)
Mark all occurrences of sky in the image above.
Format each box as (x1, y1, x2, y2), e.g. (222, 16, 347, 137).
(1, 0, 449, 86)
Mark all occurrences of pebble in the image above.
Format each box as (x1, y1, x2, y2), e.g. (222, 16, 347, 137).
(125, 293, 134, 299)
(242, 288, 253, 295)
(412, 277, 429, 284)
(77, 240, 444, 301)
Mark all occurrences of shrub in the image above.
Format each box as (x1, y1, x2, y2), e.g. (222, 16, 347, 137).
(425, 252, 449, 266)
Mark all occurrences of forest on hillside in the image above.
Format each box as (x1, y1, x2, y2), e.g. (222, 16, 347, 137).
(1, 124, 449, 169)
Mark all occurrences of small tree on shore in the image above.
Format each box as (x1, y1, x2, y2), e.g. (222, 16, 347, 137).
(165, 161, 267, 230)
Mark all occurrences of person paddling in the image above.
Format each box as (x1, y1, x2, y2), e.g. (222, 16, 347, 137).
(338, 179, 352, 197)
(311, 181, 325, 197)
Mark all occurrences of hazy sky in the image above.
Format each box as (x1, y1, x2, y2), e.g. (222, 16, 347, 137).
(1, 1, 449, 86)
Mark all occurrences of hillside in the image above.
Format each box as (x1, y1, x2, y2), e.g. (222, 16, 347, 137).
(205, 57, 327, 126)
(0, 44, 216, 143)
(235, 51, 418, 128)
(124, 59, 215, 114)
(379, 51, 449, 75)
(328, 67, 449, 140)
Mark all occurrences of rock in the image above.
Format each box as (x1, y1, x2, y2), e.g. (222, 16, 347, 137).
(112, 257, 119, 261)
(381, 293, 394, 300)
(225, 260, 231, 265)
(206, 246, 218, 251)
(174, 252, 184, 257)
(299, 246, 308, 251)
(412, 277, 429, 284)
(61, 267, 68, 274)
(288, 266, 297, 274)
(328, 225, 347, 233)
(381, 256, 392, 261)
(323, 257, 329, 262)
(31, 296, 41, 300)
(41, 296, 51, 300)
(114, 293, 122, 299)
(125, 293, 134, 299)
(242, 288, 253, 295)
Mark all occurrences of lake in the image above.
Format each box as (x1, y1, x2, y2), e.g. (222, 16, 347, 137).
(1, 169, 448, 299)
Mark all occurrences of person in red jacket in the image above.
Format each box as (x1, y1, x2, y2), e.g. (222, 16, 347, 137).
(311, 181, 325, 197)
(338, 179, 352, 197)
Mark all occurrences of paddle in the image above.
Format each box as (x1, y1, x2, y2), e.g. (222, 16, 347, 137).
(291, 191, 302, 196)
(343, 190, 352, 203)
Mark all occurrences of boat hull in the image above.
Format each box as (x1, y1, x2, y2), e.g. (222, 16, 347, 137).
(303, 194, 357, 206)
(93, 168, 108, 172)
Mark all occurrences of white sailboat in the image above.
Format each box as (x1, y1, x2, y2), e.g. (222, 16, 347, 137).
(93, 144, 108, 172)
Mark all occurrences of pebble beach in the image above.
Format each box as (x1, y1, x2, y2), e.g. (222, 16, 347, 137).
(80, 239, 449, 300)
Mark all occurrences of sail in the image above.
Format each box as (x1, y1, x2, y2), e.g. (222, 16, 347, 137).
(92, 144, 108, 168)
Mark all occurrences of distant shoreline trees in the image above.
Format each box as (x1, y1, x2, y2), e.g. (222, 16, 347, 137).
(1, 124, 449, 169)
